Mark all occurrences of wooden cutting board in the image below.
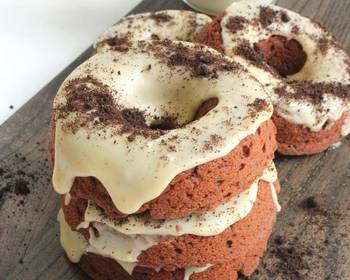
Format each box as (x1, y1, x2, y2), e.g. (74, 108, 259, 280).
(1, 0, 350, 279)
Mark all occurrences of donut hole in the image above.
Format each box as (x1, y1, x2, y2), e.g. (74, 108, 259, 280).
(115, 54, 221, 132)
(258, 35, 307, 77)
(148, 97, 219, 131)
(149, 117, 179, 130)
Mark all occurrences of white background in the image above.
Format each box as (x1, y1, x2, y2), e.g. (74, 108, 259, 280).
(0, 0, 141, 125)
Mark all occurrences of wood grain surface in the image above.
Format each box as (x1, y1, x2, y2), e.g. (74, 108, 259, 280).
(0, 0, 350, 279)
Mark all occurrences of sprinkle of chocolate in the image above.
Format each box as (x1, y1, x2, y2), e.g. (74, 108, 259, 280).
(149, 12, 173, 23)
(249, 98, 269, 113)
(9, 105, 14, 109)
(259, 6, 278, 27)
(104, 36, 131, 52)
(56, 77, 163, 140)
(150, 40, 240, 79)
(275, 81, 350, 104)
(280, 11, 290, 22)
(121, 108, 147, 129)
(291, 25, 300, 35)
(317, 37, 330, 54)
(225, 16, 248, 34)
(235, 40, 279, 76)
(151, 34, 160, 40)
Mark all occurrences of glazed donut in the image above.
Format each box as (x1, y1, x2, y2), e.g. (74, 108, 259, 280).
(51, 39, 280, 279)
(50, 39, 275, 216)
(59, 180, 279, 280)
(197, 1, 350, 155)
(94, 10, 212, 53)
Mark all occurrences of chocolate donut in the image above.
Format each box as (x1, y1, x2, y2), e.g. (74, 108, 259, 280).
(197, 2, 350, 155)
(51, 39, 280, 279)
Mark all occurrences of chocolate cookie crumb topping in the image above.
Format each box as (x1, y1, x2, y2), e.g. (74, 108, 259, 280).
(105, 36, 131, 52)
(56, 77, 162, 140)
(291, 25, 300, 34)
(121, 108, 147, 129)
(250, 98, 269, 113)
(280, 11, 290, 23)
(259, 6, 278, 27)
(149, 40, 240, 79)
(225, 16, 248, 34)
(149, 12, 173, 23)
(235, 40, 278, 76)
(275, 81, 350, 104)
(317, 37, 330, 54)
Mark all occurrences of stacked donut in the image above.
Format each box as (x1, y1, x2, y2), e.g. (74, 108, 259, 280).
(49, 11, 281, 280)
(197, 1, 350, 155)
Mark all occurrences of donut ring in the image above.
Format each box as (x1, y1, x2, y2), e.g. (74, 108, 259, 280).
(51, 39, 274, 216)
(95, 10, 212, 53)
(197, 2, 350, 155)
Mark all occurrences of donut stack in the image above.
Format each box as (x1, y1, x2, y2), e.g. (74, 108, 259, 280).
(197, 1, 350, 155)
(49, 10, 281, 280)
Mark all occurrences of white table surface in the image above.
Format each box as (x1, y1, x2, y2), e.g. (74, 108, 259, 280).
(0, 0, 141, 125)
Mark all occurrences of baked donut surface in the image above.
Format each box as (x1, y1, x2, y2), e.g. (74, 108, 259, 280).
(95, 10, 212, 53)
(197, 2, 350, 155)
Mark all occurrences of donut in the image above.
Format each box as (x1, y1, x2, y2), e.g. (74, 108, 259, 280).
(59, 180, 280, 280)
(50, 39, 280, 279)
(196, 1, 350, 155)
(94, 10, 212, 53)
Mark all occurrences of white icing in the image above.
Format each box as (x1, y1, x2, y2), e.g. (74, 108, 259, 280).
(116, 260, 137, 275)
(77, 162, 277, 237)
(58, 209, 151, 273)
(184, 0, 276, 16)
(86, 223, 159, 263)
(341, 114, 350, 136)
(52, 40, 273, 214)
(221, 1, 350, 134)
(64, 193, 71, 206)
(269, 181, 281, 212)
(184, 264, 212, 280)
(59, 210, 213, 278)
(58, 209, 87, 263)
(95, 10, 212, 52)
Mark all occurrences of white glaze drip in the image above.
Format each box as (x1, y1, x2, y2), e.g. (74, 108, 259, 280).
(341, 113, 350, 136)
(59, 210, 213, 278)
(269, 182, 281, 212)
(78, 162, 277, 237)
(64, 193, 71, 206)
(183, 264, 213, 280)
(58, 210, 87, 263)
